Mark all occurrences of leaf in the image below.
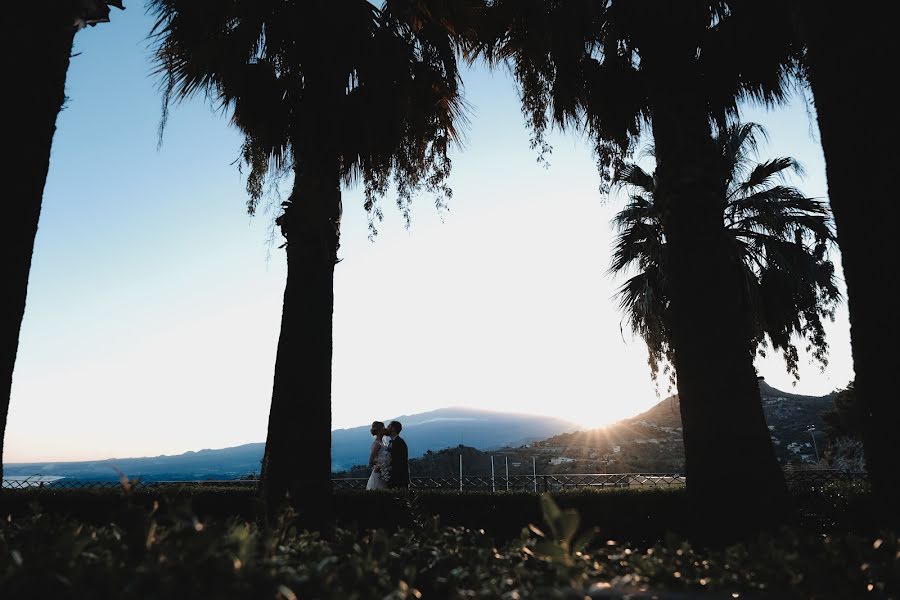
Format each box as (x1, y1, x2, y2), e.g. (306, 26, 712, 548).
(533, 540, 567, 563)
(527, 524, 546, 538)
(557, 509, 580, 545)
(574, 528, 598, 553)
(276, 585, 297, 600)
(539, 495, 562, 526)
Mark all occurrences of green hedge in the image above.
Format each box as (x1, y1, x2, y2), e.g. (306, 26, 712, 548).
(0, 481, 885, 544)
(406, 488, 691, 543)
(1, 491, 897, 599)
(0, 487, 690, 541)
(0, 486, 260, 523)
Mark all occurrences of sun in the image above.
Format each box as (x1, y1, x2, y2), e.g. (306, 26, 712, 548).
(567, 389, 664, 432)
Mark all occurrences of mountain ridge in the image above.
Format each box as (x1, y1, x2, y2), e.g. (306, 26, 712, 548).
(537, 377, 837, 470)
(4, 407, 577, 480)
(5, 382, 838, 480)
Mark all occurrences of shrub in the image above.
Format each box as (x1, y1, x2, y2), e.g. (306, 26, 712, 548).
(1, 493, 897, 599)
(1, 486, 689, 542)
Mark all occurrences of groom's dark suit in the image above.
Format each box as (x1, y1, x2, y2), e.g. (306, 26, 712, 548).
(388, 435, 410, 489)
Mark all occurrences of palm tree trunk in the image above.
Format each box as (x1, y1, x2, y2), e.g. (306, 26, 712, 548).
(260, 161, 341, 519)
(1, 10, 77, 480)
(259, 62, 345, 521)
(646, 51, 786, 523)
(800, 3, 900, 506)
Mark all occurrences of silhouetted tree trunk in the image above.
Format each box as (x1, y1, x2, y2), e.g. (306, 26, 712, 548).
(800, 3, 900, 506)
(259, 64, 345, 519)
(2, 9, 77, 480)
(644, 41, 787, 522)
(255, 64, 349, 524)
(260, 157, 340, 519)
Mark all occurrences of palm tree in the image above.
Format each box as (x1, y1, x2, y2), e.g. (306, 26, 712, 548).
(149, 0, 472, 514)
(611, 122, 840, 390)
(795, 2, 900, 505)
(483, 0, 800, 512)
(2, 1, 123, 482)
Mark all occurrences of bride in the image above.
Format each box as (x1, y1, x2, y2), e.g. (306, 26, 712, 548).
(366, 421, 391, 490)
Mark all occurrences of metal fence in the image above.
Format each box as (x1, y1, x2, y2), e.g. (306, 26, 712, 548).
(332, 473, 688, 491)
(2, 470, 865, 492)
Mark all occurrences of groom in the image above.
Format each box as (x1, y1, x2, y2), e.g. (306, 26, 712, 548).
(386, 421, 410, 489)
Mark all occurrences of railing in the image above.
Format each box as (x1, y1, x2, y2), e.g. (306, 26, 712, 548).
(2, 470, 866, 492)
(332, 473, 687, 491)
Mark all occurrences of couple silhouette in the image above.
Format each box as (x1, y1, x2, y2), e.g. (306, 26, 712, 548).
(366, 420, 410, 490)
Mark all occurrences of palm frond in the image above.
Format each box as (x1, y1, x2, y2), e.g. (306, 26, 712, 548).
(611, 120, 839, 381)
(739, 157, 806, 193)
(614, 164, 656, 196)
(149, 0, 471, 225)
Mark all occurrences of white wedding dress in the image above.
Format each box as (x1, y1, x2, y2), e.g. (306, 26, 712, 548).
(366, 437, 391, 490)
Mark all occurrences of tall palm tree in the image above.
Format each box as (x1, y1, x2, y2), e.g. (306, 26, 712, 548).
(483, 0, 800, 512)
(2, 0, 123, 482)
(149, 0, 473, 513)
(611, 122, 840, 389)
(794, 2, 900, 505)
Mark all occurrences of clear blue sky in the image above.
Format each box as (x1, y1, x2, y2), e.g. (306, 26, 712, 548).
(6, 5, 853, 462)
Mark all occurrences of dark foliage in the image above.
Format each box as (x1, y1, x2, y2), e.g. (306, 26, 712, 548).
(1, 486, 689, 542)
(611, 123, 839, 384)
(822, 382, 863, 443)
(821, 382, 866, 471)
(149, 0, 472, 229)
(478, 0, 801, 191)
(1, 485, 898, 598)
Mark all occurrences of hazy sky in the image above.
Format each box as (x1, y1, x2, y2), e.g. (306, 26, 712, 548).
(6, 6, 853, 462)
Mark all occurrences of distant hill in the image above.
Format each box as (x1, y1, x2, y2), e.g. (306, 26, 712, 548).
(331, 407, 576, 471)
(540, 378, 836, 471)
(628, 378, 831, 428)
(332, 379, 841, 479)
(3, 443, 266, 482)
(3, 407, 576, 481)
